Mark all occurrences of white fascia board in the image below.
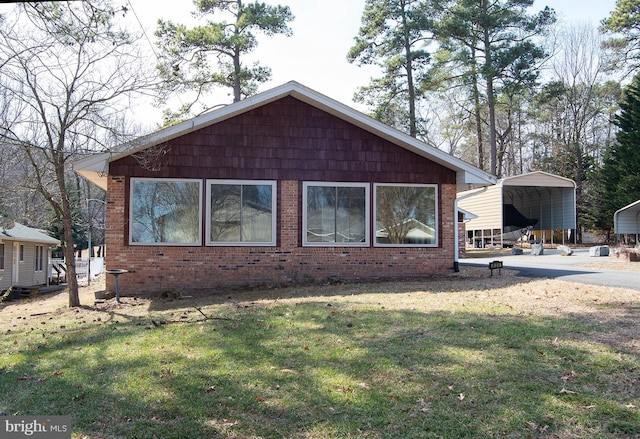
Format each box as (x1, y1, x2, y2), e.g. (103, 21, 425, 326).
(616, 198, 640, 214)
(74, 152, 112, 190)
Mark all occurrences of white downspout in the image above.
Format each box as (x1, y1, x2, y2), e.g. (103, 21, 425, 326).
(454, 186, 488, 272)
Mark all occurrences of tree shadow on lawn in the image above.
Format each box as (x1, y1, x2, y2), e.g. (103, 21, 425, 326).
(1, 299, 638, 438)
(142, 265, 540, 313)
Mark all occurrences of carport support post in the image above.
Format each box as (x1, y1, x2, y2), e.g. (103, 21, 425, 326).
(454, 187, 488, 272)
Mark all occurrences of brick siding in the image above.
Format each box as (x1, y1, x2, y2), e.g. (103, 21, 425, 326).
(104, 96, 461, 294)
(106, 177, 457, 294)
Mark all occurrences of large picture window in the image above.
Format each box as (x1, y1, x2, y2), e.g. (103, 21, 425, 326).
(374, 184, 438, 246)
(130, 178, 202, 245)
(206, 180, 276, 246)
(303, 182, 369, 246)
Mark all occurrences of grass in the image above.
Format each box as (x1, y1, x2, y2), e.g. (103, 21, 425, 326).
(1, 269, 639, 438)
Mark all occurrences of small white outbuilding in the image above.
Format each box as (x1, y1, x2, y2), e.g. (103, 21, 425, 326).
(614, 199, 640, 243)
(0, 218, 60, 291)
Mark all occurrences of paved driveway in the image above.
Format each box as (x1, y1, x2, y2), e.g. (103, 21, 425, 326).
(460, 248, 640, 291)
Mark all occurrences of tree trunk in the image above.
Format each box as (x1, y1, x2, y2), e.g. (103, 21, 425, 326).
(232, 49, 242, 103)
(401, 0, 417, 138)
(232, 0, 244, 103)
(482, 0, 497, 177)
(470, 47, 484, 170)
(56, 165, 80, 307)
(574, 141, 584, 244)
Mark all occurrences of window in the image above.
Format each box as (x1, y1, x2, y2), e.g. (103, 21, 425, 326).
(303, 182, 369, 246)
(0, 244, 4, 270)
(206, 180, 276, 246)
(19, 244, 24, 262)
(35, 245, 44, 271)
(374, 184, 438, 247)
(130, 178, 202, 245)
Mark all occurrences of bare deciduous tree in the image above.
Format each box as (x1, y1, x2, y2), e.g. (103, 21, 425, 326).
(0, 1, 155, 307)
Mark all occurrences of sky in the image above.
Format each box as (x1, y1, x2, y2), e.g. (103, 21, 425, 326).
(122, 0, 618, 126)
(1, 0, 618, 127)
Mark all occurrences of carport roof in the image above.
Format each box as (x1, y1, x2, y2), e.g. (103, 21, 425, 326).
(500, 171, 576, 188)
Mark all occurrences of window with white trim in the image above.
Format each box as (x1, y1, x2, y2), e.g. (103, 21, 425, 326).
(130, 178, 202, 245)
(35, 245, 44, 271)
(206, 180, 277, 246)
(303, 182, 369, 246)
(19, 244, 24, 262)
(0, 244, 4, 270)
(374, 184, 438, 246)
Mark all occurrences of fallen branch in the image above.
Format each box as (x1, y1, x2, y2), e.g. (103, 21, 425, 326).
(194, 307, 235, 321)
(149, 309, 235, 328)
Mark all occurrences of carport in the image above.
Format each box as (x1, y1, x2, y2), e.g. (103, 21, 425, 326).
(614, 199, 640, 243)
(458, 171, 577, 247)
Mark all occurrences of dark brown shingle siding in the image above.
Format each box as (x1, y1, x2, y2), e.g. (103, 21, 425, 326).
(111, 96, 455, 185)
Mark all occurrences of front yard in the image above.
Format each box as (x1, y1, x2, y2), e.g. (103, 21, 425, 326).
(1, 267, 638, 438)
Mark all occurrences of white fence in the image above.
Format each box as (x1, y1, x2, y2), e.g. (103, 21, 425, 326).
(50, 257, 104, 285)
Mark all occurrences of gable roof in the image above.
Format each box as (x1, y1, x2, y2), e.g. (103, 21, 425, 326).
(499, 171, 576, 188)
(614, 199, 640, 235)
(0, 218, 60, 246)
(75, 81, 496, 191)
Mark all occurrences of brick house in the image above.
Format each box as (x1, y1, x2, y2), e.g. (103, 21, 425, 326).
(75, 82, 495, 295)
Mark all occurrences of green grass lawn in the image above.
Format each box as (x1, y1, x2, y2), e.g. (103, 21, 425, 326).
(1, 277, 639, 438)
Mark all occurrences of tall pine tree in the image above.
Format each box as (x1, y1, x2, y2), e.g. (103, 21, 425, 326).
(155, 0, 294, 122)
(348, 0, 436, 138)
(435, 0, 555, 176)
(601, 72, 640, 229)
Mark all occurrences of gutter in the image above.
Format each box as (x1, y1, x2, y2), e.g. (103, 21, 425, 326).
(454, 186, 488, 272)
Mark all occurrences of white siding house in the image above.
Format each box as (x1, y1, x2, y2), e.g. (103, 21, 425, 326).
(0, 219, 60, 291)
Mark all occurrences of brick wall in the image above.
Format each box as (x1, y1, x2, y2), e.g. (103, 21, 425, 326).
(105, 177, 457, 294)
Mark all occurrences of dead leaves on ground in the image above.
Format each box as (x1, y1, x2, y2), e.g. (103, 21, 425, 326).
(525, 421, 549, 433)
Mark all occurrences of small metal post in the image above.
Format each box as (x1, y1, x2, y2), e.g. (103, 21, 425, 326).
(114, 273, 121, 303)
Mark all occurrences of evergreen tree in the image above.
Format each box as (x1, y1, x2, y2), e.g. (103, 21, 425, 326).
(601, 72, 640, 229)
(156, 0, 294, 122)
(348, 0, 436, 138)
(601, 0, 640, 75)
(435, 0, 555, 175)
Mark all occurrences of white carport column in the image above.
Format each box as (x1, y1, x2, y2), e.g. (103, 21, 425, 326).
(454, 187, 487, 272)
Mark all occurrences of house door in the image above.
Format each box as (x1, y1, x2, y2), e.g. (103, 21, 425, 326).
(12, 242, 19, 286)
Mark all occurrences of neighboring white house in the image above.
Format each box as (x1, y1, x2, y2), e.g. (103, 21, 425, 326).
(0, 218, 60, 291)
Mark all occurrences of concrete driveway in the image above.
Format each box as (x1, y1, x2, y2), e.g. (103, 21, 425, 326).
(460, 248, 640, 291)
